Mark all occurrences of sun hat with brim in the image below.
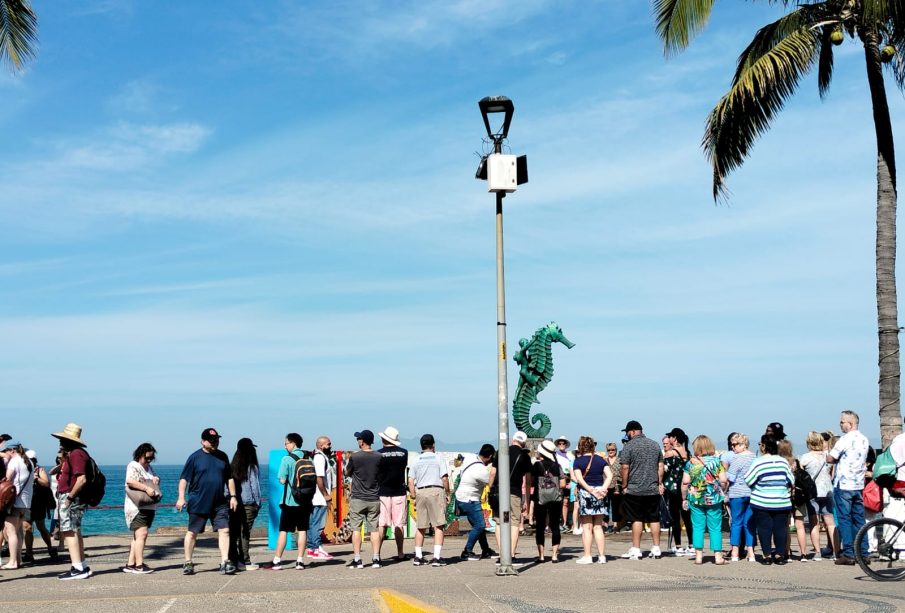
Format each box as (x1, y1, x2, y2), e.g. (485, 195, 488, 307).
(51, 423, 87, 447)
(554, 435, 570, 446)
(538, 440, 557, 462)
(378, 426, 401, 446)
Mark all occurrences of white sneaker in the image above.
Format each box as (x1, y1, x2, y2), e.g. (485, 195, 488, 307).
(317, 547, 334, 560)
(572, 527, 583, 535)
(649, 546, 662, 559)
(620, 548, 642, 560)
(671, 546, 685, 555)
(597, 556, 607, 564)
(575, 556, 594, 565)
(684, 547, 696, 557)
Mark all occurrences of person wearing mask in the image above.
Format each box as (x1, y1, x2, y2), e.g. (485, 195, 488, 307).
(1, 440, 34, 569)
(725, 433, 756, 562)
(572, 436, 613, 564)
(456, 444, 497, 561)
(663, 428, 693, 556)
(124, 443, 160, 574)
(553, 436, 572, 531)
(681, 435, 728, 565)
(306, 436, 334, 561)
(799, 431, 836, 561)
(228, 438, 261, 571)
(745, 435, 794, 565)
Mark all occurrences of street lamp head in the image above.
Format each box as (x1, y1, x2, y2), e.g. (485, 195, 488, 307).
(479, 96, 514, 142)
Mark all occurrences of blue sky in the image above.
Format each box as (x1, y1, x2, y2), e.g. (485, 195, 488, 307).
(1, 1, 902, 464)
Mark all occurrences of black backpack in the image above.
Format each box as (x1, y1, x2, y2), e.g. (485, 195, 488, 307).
(286, 452, 317, 504)
(80, 455, 107, 507)
(792, 462, 817, 506)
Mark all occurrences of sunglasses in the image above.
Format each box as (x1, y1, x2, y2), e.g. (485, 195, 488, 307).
(144, 455, 156, 461)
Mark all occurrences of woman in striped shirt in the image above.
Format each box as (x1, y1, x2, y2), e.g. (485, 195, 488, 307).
(725, 433, 756, 562)
(744, 435, 794, 565)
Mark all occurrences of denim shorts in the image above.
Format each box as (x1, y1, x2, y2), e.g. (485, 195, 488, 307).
(809, 495, 834, 516)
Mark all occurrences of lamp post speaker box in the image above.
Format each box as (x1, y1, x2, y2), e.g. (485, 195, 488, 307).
(487, 153, 517, 193)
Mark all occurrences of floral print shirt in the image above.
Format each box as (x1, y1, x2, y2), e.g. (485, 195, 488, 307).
(683, 455, 725, 506)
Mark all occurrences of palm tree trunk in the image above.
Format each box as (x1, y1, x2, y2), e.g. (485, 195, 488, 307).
(863, 32, 903, 448)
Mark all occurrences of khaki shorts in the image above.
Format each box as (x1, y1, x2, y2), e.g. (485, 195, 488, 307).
(379, 495, 407, 529)
(493, 494, 522, 522)
(415, 488, 446, 529)
(349, 498, 380, 532)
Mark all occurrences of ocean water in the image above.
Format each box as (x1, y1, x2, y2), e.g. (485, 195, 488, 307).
(77, 465, 270, 535)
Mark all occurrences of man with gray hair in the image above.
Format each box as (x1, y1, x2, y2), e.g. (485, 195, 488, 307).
(826, 410, 870, 566)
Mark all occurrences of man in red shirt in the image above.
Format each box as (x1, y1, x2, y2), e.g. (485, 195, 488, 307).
(52, 423, 94, 580)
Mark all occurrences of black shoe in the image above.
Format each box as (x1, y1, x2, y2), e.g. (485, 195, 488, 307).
(219, 561, 237, 575)
(347, 559, 364, 569)
(412, 556, 428, 566)
(759, 557, 773, 566)
(58, 566, 90, 580)
(481, 549, 499, 560)
(773, 556, 787, 566)
(431, 557, 447, 567)
(461, 550, 480, 561)
(834, 556, 855, 566)
(133, 564, 154, 574)
(182, 561, 195, 575)
(371, 558, 381, 569)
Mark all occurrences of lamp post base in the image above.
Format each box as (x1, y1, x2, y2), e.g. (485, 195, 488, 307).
(495, 564, 520, 576)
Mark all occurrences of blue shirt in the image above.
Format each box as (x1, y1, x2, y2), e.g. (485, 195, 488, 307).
(180, 448, 232, 515)
(278, 453, 302, 507)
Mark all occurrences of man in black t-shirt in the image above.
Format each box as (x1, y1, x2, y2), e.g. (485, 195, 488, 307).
(376, 426, 408, 561)
(490, 431, 533, 562)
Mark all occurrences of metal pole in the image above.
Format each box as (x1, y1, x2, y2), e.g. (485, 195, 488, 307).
(494, 136, 516, 575)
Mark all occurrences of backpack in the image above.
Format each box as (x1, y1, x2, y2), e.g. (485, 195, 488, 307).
(78, 455, 107, 507)
(287, 452, 317, 504)
(0, 479, 15, 512)
(792, 462, 817, 507)
(872, 445, 905, 488)
(537, 462, 562, 505)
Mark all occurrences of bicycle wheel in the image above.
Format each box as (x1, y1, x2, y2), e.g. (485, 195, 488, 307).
(854, 517, 905, 581)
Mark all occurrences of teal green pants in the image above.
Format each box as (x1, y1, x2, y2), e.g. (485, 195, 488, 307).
(690, 503, 723, 552)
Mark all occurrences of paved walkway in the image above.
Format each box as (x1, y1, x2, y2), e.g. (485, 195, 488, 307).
(3, 531, 903, 612)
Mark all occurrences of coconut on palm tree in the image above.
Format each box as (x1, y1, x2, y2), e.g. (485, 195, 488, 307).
(654, 0, 904, 446)
(0, 0, 37, 72)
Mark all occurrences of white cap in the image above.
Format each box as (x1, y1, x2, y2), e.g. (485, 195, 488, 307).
(513, 431, 528, 444)
(25, 449, 36, 459)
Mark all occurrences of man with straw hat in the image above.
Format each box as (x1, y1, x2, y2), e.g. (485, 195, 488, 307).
(51, 423, 93, 580)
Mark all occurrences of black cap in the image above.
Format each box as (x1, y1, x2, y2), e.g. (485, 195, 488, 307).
(622, 420, 643, 432)
(665, 427, 687, 443)
(766, 422, 786, 439)
(201, 428, 221, 442)
(354, 430, 374, 445)
(237, 437, 257, 449)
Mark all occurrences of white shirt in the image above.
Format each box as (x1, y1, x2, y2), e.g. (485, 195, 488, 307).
(829, 429, 870, 491)
(312, 451, 333, 507)
(455, 456, 490, 503)
(6, 455, 34, 509)
(890, 432, 905, 481)
(799, 450, 832, 497)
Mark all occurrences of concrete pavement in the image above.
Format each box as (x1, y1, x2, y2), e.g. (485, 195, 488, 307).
(2, 530, 903, 612)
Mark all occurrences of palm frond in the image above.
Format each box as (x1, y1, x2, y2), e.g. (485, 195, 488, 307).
(654, 0, 716, 56)
(0, 0, 37, 72)
(705, 17, 820, 199)
(817, 25, 835, 97)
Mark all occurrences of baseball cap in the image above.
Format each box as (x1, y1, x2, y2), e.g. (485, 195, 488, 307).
(0, 439, 20, 451)
(622, 420, 642, 432)
(512, 431, 528, 444)
(201, 428, 221, 442)
(354, 429, 374, 445)
(237, 437, 257, 449)
(766, 422, 786, 439)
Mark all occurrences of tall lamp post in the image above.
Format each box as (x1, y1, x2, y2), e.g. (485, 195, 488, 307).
(476, 96, 527, 576)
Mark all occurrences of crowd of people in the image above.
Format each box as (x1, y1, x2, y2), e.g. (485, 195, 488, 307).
(0, 413, 903, 580)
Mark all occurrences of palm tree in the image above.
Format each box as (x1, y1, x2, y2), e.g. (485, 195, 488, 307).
(0, 0, 37, 72)
(655, 0, 904, 447)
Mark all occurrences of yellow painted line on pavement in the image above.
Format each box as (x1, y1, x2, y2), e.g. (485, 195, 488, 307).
(375, 588, 447, 613)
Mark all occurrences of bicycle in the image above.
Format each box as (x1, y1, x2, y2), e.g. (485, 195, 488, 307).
(854, 516, 905, 581)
